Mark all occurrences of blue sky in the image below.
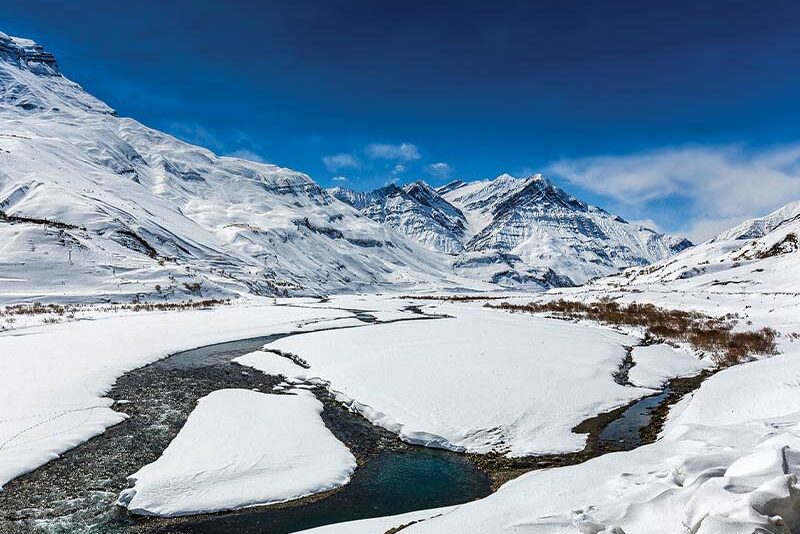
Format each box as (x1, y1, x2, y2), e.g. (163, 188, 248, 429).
(4, 0, 800, 240)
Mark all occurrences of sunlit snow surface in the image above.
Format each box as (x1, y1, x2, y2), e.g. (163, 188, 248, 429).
(301, 210, 800, 534)
(628, 344, 709, 389)
(315, 350, 800, 534)
(2, 30, 800, 534)
(118, 389, 356, 517)
(239, 303, 680, 456)
(591, 201, 800, 292)
(0, 300, 354, 489)
(0, 33, 490, 305)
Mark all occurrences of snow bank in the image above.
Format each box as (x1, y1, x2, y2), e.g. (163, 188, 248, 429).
(309, 350, 800, 534)
(118, 389, 356, 516)
(0, 301, 352, 489)
(295, 506, 457, 534)
(628, 343, 710, 389)
(238, 305, 654, 456)
(665, 349, 800, 429)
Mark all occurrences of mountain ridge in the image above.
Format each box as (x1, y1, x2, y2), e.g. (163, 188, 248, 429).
(594, 200, 800, 291)
(0, 32, 691, 302)
(0, 33, 476, 303)
(331, 173, 692, 285)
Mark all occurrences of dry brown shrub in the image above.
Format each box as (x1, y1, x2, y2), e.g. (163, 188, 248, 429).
(487, 300, 778, 366)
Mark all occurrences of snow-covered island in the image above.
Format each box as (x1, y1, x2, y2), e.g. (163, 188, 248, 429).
(1, 28, 799, 534)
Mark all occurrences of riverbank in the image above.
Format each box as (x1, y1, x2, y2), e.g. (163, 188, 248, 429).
(0, 296, 727, 533)
(469, 368, 712, 490)
(0, 337, 710, 533)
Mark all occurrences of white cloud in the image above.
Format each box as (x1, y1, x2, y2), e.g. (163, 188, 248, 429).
(365, 143, 420, 161)
(322, 153, 360, 172)
(548, 143, 800, 242)
(684, 216, 751, 243)
(225, 149, 267, 163)
(332, 175, 348, 182)
(426, 162, 452, 179)
(392, 164, 406, 175)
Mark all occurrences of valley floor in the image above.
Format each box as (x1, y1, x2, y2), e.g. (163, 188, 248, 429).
(0, 290, 798, 533)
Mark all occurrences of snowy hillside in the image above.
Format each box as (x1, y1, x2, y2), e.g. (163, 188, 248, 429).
(0, 32, 696, 301)
(329, 181, 468, 254)
(333, 173, 691, 286)
(712, 200, 800, 242)
(0, 33, 473, 303)
(600, 201, 800, 292)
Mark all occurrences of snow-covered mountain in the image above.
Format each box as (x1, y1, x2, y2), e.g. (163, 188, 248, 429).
(711, 201, 800, 242)
(333, 173, 691, 286)
(598, 201, 800, 291)
(0, 32, 693, 302)
(0, 32, 468, 303)
(329, 181, 468, 254)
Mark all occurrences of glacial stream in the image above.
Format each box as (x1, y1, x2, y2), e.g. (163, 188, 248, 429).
(141, 334, 493, 534)
(0, 313, 695, 534)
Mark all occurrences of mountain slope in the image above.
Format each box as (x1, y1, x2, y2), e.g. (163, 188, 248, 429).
(0, 33, 469, 304)
(334, 173, 691, 286)
(0, 32, 694, 301)
(329, 181, 468, 254)
(448, 174, 691, 284)
(597, 201, 800, 292)
(712, 201, 800, 242)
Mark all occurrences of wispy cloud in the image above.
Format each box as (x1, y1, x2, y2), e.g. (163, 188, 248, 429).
(332, 175, 348, 182)
(365, 142, 420, 161)
(548, 143, 800, 242)
(392, 164, 406, 175)
(323, 153, 361, 171)
(426, 162, 452, 179)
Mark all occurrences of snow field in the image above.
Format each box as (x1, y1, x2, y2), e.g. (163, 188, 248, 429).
(118, 389, 356, 516)
(303, 349, 800, 534)
(238, 303, 706, 456)
(0, 301, 353, 489)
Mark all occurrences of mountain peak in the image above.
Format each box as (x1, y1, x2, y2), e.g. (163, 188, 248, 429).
(332, 174, 691, 285)
(0, 32, 114, 114)
(0, 31, 694, 293)
(0, 33, 59, 75)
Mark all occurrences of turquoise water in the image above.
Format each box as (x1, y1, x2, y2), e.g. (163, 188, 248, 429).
(141, 334, 491, 533)
(152, 447, 490, 533)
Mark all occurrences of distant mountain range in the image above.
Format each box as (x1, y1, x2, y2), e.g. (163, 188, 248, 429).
(331, 174, 691, 286)
(0, 32, 694, 302)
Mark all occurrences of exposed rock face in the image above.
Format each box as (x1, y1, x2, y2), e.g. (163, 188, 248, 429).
(334, 173, 692, 286)
(0, 34, 460, 302)
(330, 181, 468, 254)
(0, 32, 693, 299)
(0, 32, 59, 75)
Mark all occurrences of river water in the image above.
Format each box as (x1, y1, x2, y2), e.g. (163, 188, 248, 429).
(0, 322, 687, 534)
